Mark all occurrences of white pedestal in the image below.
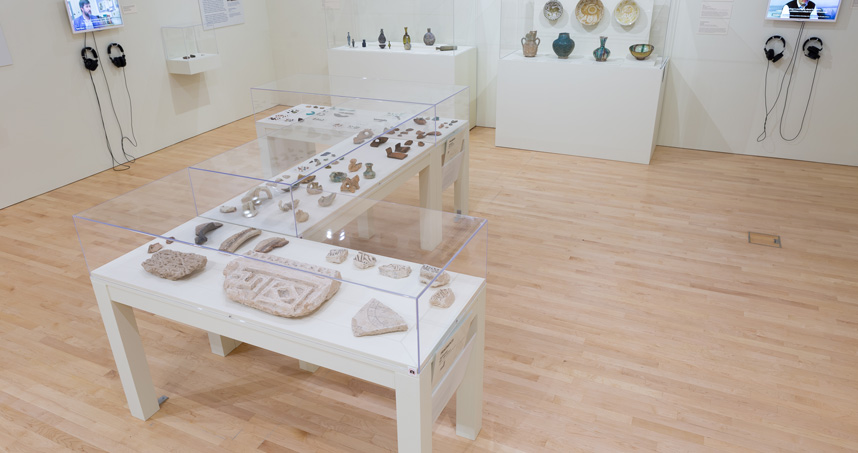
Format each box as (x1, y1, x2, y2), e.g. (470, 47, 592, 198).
(166, 54, 221, 75)
(495, 53, 668, 165)
(327, 45, 478, 128)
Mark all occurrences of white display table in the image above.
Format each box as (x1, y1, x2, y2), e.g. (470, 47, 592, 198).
(495, 53, 668, 164)
(327, 45, 478, 128)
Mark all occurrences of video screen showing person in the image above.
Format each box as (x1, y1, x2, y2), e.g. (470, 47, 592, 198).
(766, 0, 841, 21)
(66, 0, 124, 33)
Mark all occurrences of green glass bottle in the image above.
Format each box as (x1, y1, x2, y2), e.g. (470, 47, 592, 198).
(403, 27, 412, 50)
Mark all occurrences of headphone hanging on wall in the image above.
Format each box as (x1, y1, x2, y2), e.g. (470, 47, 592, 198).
(803, 37, 823, 60)
(107, 43, 127, 68)
(81, 46, 99, 71)
(764, 35, 786, 63)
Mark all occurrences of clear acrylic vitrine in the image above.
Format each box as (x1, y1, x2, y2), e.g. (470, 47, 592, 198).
(161, 25, 221, 74)
(323, 0, 476, 55)
(500, 0, 676, 66)
(74, 166, 488, 374)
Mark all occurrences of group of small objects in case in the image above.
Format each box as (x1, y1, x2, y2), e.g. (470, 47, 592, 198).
(346, 28, 458, 52)
(522, 0, 654, 60)
(181, 53, 206, 60)
(140, 225, 457, 338)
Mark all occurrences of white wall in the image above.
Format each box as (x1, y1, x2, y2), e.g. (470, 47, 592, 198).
(658, 1, 858, 165)
(0, 0, 276, 208)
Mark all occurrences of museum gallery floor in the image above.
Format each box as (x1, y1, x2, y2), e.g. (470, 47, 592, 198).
(1, 118, 857, 452)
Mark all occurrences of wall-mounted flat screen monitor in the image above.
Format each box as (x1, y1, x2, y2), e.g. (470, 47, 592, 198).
(66, 0, 125, 34)
(766, 0, 842, 22)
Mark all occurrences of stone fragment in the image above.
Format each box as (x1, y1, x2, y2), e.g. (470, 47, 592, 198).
(307, 182, 324, 194)
(394, 143, 411, 154)
(348, 159, 363, 173)
(295, 210, 310, 223)
(418, 142, 425, 147)
(297, 174, 316, 184)
(241, 186, 273, 206)
(219, 228, 262, 253)
(426, 131, 441, 137)
(147, 243, 163, 254)
(379, 264, 412, 279)
(326, 248, 348, 264)
(430, 288, 455, 308)
(195, 222, 223, 245)
(165, 237, 175, 244)
(353, 129, 374, 144)
(223, 252, 341, 318)
(351, 299, 408, 337)
(142, 250, 207, 281)
(404, 140, 413, 146)
(370, 137, 389, 148)
(419, 264, 451, 287)
(220, 206, 237, 213)
(254, 237, 289, 253)
(414, 118, 427, 125)
(318, 193, 337, 207)
(353, 251, 377, 269)
(341, 175, 360, 193)
(386, 148, 408, 160)
(278, 199, 299, 212)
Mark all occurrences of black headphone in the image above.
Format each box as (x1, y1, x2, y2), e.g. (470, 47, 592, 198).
(107, 43, 126, 68)
(764, 35, 786, 63)
(81, 46, 99, 71)
(803, 37, 823, 60)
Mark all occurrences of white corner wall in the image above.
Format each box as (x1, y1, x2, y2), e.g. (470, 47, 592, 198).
(658, 2, 858, 166)
(0, 0, 276, 209)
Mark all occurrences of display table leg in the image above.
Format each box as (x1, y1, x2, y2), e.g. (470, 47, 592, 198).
(92, 282, 160, 421)
(454, 134, 470, 216)
(419, 148, 443, 250)
(357, 210, 374, 239)
(298, 361, 320, 373)
(395, 369, 433, 452)
(207, 333, 242, 357)
(455, 289, 485, 440)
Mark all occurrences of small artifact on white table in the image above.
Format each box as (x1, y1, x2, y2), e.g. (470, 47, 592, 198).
(242, 186, 273, 206)
(219, 228, 262, 253)
(307, 182, 324, 195)
(254, 237, 289, 253)
(352, 299, 408, 337)
(142, 250, 207, 281)
(220, 206, 237, 214)
(295, 210, 310, 223)
(318, 193, 337, 207)
(223, 252, 342, 318)
(195, 221, 223, 245)
(353, 251, 377, 269)
(348, 159, 362, 173)
(326, 248, 348, 264)
(419, 264, 451, 287)
(379, 264, 412, 279)
(147, 243, 163, 254)
(430, 288, 455, 308)
(241, 201, 258, 218)
(278, 199, 299, 212)
(353, 129, 374, 144)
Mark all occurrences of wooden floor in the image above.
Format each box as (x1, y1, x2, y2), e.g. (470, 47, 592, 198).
(1, 118, 857, 452)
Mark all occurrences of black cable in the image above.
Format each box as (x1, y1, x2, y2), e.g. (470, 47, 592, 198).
(92, 33, 137, 163)
(85, 33, 130, 171)
(779, 26, 819, 142)
(758, 23, 804, 142)
(121, 69, 139, 147)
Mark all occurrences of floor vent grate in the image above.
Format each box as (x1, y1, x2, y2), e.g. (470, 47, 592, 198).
(748, 232, 782, 248)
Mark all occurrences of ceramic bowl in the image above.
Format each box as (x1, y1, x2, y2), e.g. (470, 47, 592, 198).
(575, 0, 605, 26)
(543, 0, 564, 21)
(615, 0, 640, 26)
(629, 44, 654, 60)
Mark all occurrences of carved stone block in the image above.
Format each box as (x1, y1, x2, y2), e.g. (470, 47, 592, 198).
(353, 251, 377, 269)
(430, 288, 455, 308)
(419, 264, 451, 287)
(352, 299, 408, 337)
(326, 248, 348, 264)
(142, 250, 207, 281)
(379, 264, 412, 279)
(223, 252, 341, 318)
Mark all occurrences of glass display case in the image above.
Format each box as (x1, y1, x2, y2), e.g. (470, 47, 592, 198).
(161, 25, 221, 75)
(323, 0, 476, 55)
(74, 167, 488, 374)
(500, 0, 675, 66)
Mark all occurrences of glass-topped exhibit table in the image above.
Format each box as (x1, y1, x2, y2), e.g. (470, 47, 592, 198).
(74, 165, 488, 452)
(249, 75, 472, 224)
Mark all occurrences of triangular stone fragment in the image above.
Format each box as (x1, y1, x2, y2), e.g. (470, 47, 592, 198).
(352, 299, 407, 337)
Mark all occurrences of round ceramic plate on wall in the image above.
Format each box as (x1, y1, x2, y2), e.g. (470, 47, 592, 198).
(614, 0, 640, 26)
(575, 0, 605, 26)
(544, 1, 564, 21)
